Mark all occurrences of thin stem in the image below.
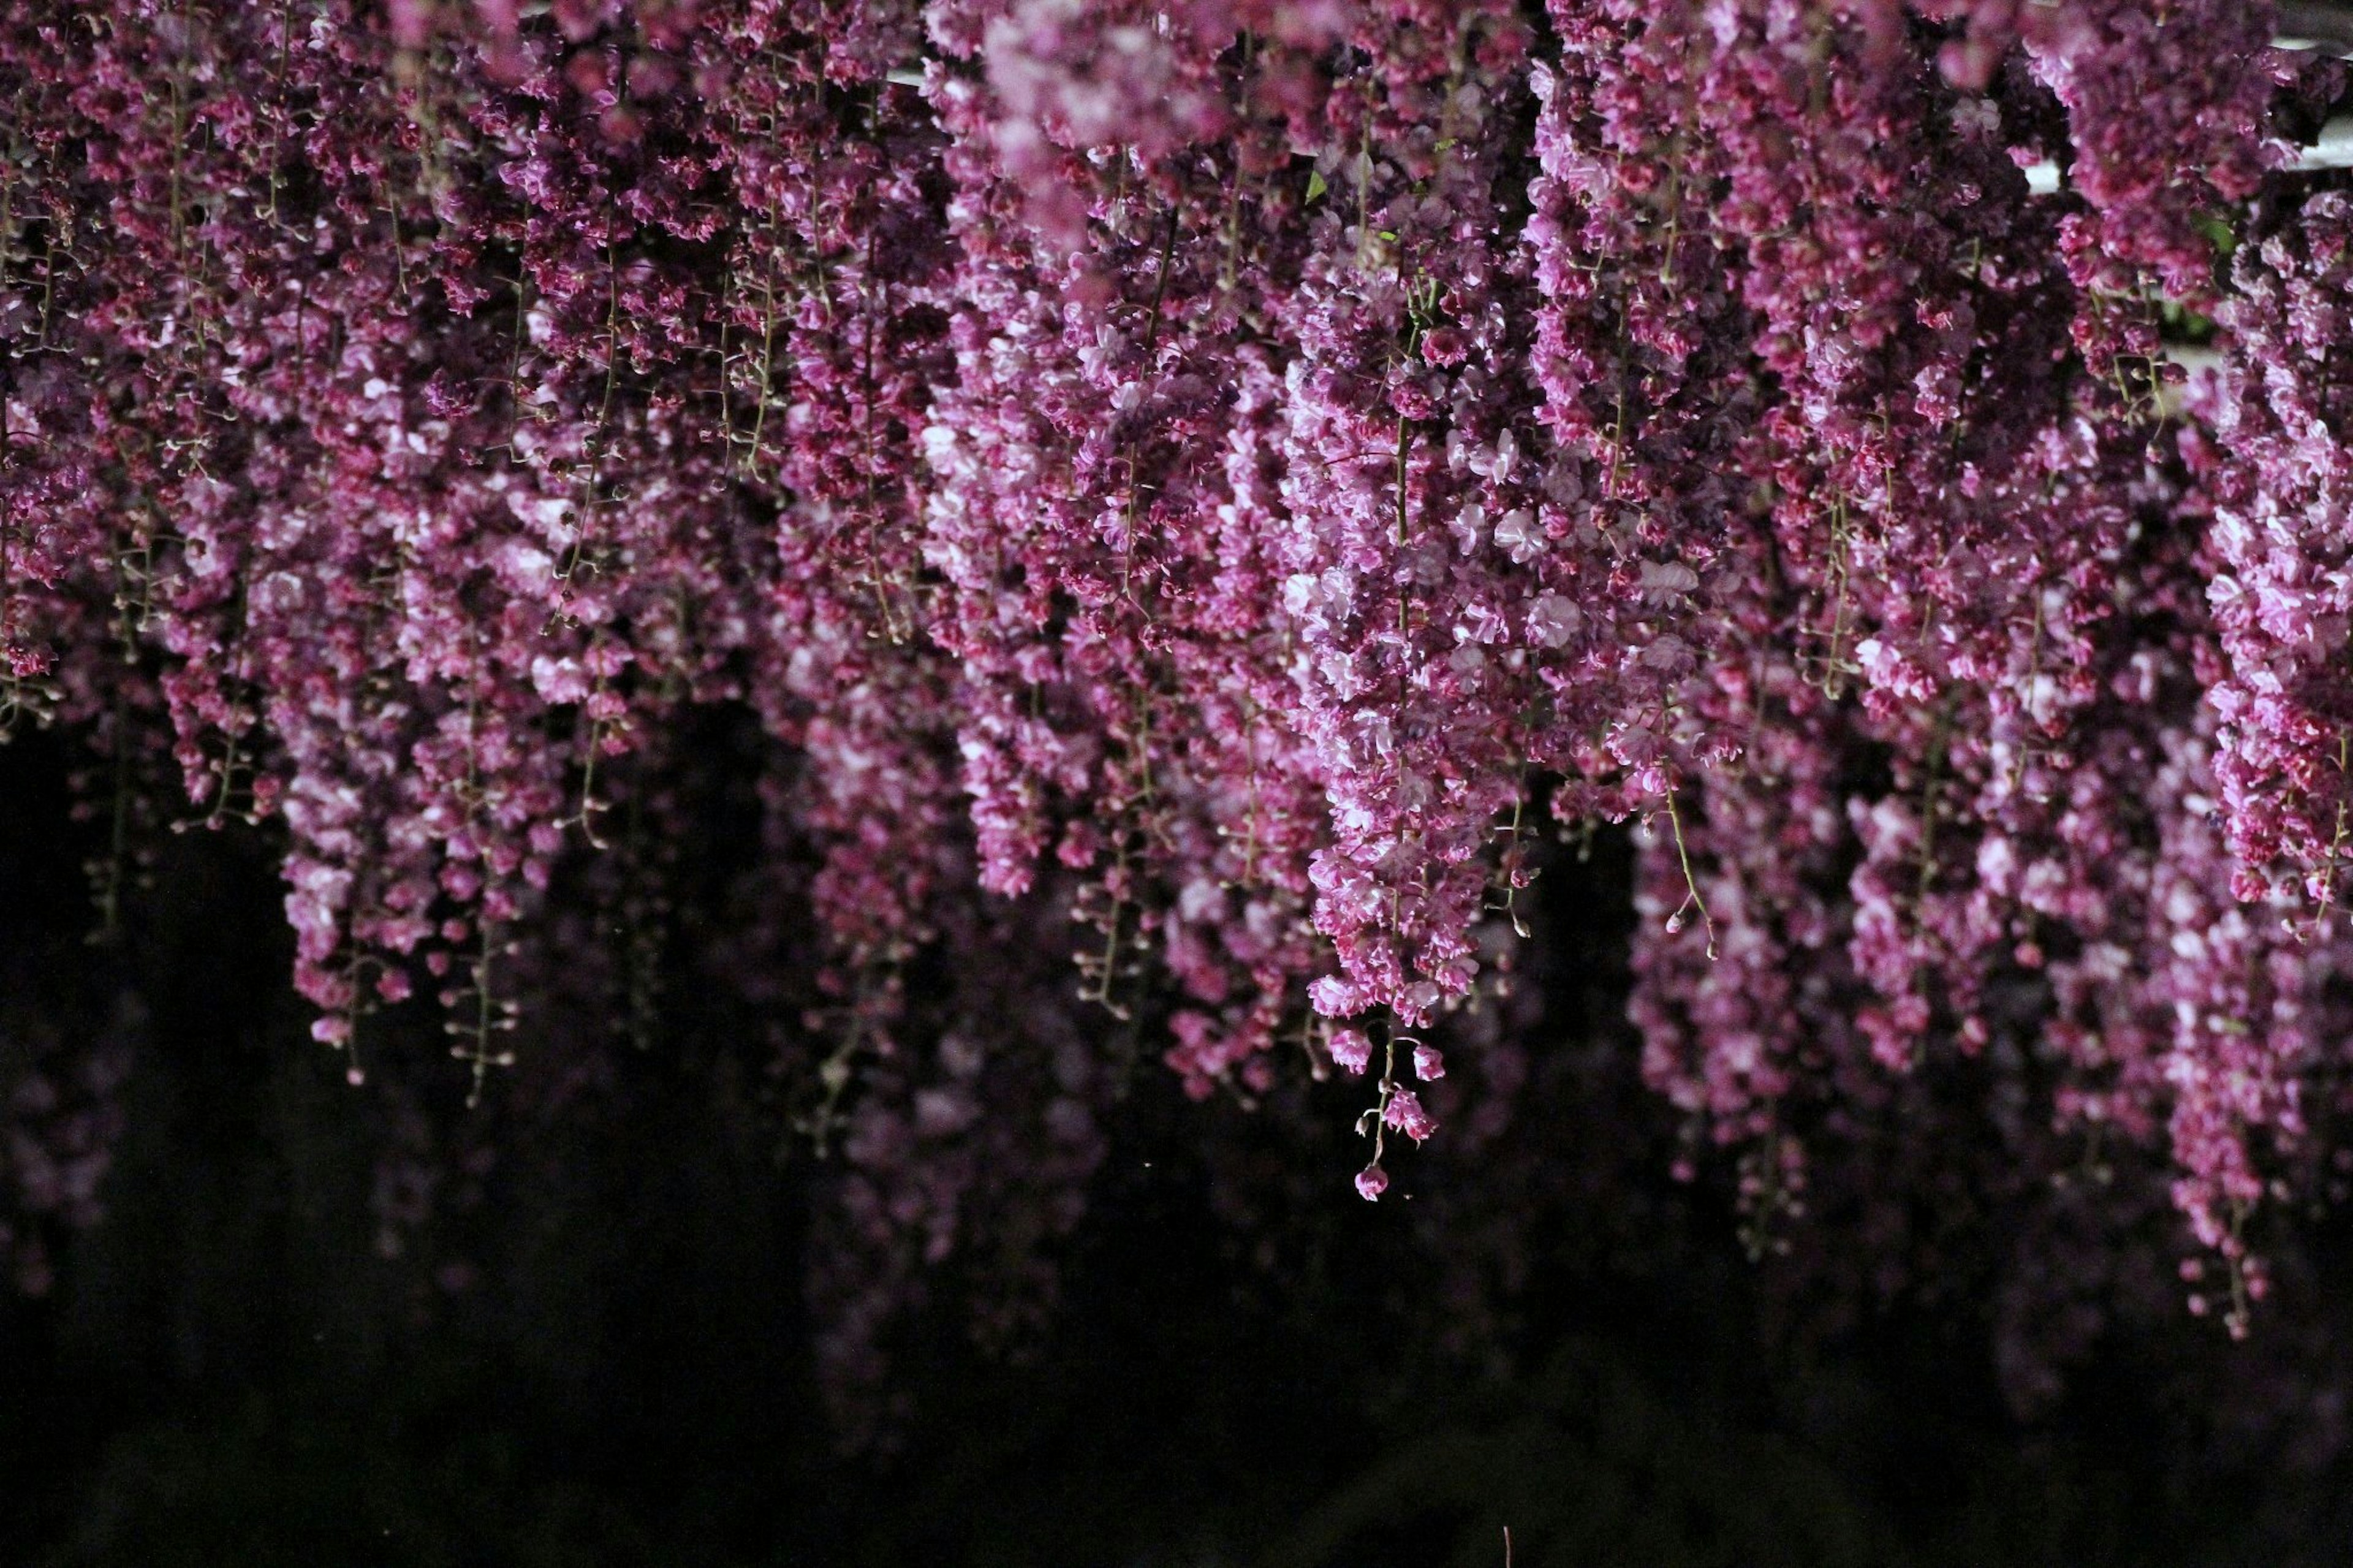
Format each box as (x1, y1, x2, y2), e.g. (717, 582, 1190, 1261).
(1661, 781, 1717, 960)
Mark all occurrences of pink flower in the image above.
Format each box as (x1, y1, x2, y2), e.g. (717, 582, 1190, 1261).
(1383, 1089, 1438, 1143)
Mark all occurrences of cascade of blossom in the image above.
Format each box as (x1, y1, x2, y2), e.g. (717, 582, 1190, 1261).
(17, 0, 2353, 1407)
(2207, 191, 2353, 910)
(1267, 0, 1540, 1184)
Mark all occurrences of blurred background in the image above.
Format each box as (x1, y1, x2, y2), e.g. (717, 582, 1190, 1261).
(7, 721, 2353, 1568)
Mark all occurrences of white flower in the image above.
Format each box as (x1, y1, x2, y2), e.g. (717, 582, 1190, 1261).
(1528, 592, 1580, 648)
(1493, 509, 1542, 562)
(1449, 502, 1488, 555)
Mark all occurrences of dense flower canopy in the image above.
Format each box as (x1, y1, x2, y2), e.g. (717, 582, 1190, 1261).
(10, 0, 2353, 1417)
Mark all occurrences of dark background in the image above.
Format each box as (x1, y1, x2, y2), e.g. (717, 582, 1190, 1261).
(6, 723, 2353, 1568)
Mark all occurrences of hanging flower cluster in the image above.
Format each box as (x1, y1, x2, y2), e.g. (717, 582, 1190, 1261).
(8, 0, 2353, 1368)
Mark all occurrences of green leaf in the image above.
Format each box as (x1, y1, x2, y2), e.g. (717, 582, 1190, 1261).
(1304, 169, 1327, 204)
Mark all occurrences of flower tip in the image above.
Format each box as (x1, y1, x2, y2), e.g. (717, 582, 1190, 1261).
(1354, 1164, 1389, 1202)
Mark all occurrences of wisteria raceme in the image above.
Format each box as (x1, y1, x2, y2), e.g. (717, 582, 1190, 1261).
(2207, 190, 2353, 901)
(1942, 0, 2286, 300)
(21, 0, 2353, 1417)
